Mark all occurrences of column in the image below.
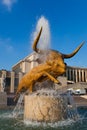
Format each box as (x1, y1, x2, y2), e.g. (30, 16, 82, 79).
(75, 69, 78, 83)
(65, 69, 68, 80)
(82, 70, 84, 82)
(0, 70, 6, 92)
(10, 71, 15, 93)
(22, 62, 26, 73)
(69, 69, 71, 81)
(72, 69, 75, 81)
(30, 54, 38, 69)
(30, 55, 34, 69)
(85, 70, 87, 82)
(19, 72, 23, 82)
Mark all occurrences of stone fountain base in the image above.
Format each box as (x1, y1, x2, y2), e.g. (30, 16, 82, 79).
(24, 89, 67, 122)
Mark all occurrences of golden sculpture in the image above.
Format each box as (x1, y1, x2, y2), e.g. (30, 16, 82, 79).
(14, 27, 84, 100)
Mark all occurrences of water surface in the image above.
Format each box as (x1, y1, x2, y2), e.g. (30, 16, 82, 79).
(0, 107, 87, 130)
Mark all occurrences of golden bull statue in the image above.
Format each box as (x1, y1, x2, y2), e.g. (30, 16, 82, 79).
(14, 27, 84, 100)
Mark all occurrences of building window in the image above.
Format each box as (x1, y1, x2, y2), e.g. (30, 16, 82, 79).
(84, 71, 86, 82)
(6, 77, 11, 87)
(81, 71, 82, 82)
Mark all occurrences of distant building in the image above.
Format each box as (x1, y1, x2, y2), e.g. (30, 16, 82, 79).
(0, 52, 87, 93)
(66, 66, 87, 83)
(12, 52, 38, 73)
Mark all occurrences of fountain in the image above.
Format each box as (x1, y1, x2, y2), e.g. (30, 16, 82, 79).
(13, 16, 84, 124)
(0, 16, 86, 130)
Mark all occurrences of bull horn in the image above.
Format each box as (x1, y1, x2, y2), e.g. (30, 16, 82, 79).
(32, 27, 42, 52)
(63, 41, 85, 58)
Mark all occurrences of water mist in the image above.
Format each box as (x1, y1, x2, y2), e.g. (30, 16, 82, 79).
(32, 16, 51, 50)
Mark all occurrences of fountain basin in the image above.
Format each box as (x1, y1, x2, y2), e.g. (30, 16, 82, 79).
(24, 90, 67, 122)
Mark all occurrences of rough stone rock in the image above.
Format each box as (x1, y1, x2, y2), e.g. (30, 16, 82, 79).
(24, 90, 67, 122)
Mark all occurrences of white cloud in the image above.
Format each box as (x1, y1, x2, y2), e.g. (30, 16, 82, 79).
(2, 0, 17, 11)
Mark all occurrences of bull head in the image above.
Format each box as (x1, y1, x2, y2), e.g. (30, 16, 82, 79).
(32, 27, 84, 59)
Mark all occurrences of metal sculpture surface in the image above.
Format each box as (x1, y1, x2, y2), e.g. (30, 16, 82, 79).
(15, 27, 84, 99)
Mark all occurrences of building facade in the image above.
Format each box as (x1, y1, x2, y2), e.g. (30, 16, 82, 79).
(66, 66, 87, 83)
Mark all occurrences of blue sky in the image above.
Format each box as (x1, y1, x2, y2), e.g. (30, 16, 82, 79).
(0, 0, 87, 70)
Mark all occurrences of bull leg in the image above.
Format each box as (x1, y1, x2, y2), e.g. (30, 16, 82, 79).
(35, 71, 60, 84)
(28, 71, 60, 93)
(43, 71, 60, 84)
(29, 84, 33, 93)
